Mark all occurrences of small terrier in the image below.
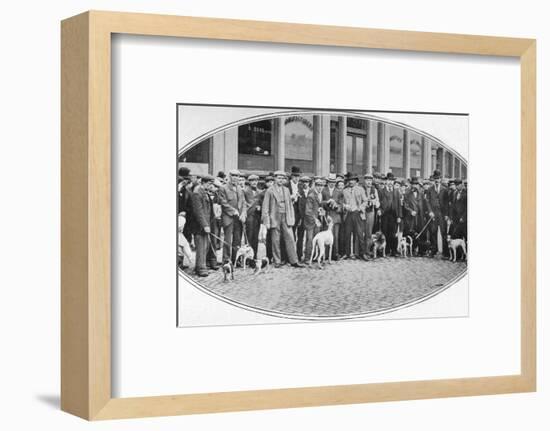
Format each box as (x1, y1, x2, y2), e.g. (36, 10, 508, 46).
(371, 231, 387, 258)
(222, 260, 234, 282)
(254, 240, 270, 275)
(447, 235, 467, 262)
(234, 244, 255, 268)
(398, 235, 413, 257)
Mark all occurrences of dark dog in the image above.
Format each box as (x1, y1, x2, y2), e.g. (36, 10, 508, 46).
(222, 260, 234, 282)
(409, 232, 431, 257)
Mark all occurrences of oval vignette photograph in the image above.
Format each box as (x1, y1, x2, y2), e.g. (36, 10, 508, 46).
(176, 104, 468, 326)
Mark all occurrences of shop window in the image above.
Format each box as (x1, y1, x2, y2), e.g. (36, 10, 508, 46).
(179, 138, 210, 164)
(238, 120, 274, 171)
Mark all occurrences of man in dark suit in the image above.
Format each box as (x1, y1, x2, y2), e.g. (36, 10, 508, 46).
(189, 175, 218, 277)
(303, 178, 325, 263)
(178, 167, 193, 244)
(362, 173, 380, 256)
(262, 175, 275, 262)
(425, 170, 449, 257)
(295, 176, 310, 261)
(403, 177, 432, 247)
(446, 179, 457, 216)
(244, 174, 262, 257)
(261, 171, 304, 268)
(218, 169, 247, 263)
(287, 166, 302, 236)
(450, 179, 467, 239)
(322, 174, 344, 260)
(378, 173, 402, 256)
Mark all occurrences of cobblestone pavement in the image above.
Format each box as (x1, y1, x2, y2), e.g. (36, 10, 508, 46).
(181, 255, 467, 318)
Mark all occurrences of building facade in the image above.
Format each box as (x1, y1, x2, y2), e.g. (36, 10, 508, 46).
(179, 113, 467, 180)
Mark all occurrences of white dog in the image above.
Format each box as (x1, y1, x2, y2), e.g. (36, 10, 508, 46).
(254, 224, 270, 275)
(177, 212, 193, 266)
(447, 235, 467, 262)
(309, 216, 334, 268)
(398, 235, 413, 257)
(234, 244, 255, 268)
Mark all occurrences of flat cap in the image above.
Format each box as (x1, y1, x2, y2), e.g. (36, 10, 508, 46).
(201, 174, 215, 183)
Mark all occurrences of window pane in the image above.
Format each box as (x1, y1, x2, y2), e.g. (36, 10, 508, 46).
(180, 138, 210, 164)
(371, 133, 378, 173)
(347, 117, 367, 131)
(285, 115, 313, 174)
(389, 126, 403, 177)
(410, 136, 421, 178)
(355, 136, 364, 173)
(238, 120, 274, 171)
(346, 134, 353, 173)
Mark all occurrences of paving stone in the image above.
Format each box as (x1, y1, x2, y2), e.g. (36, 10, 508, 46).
(182, 256, 467, 318)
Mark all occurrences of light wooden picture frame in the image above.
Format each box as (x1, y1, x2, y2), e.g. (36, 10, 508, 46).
(61, 10, 536, 420)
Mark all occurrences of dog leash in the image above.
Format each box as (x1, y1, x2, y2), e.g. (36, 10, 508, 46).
(208, 231, 233, 249)
(414, 217, 433, 240)
(206, 234, 219, 258)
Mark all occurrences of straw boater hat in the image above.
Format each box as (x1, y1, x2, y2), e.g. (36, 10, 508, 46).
(327, 173, 337, 182)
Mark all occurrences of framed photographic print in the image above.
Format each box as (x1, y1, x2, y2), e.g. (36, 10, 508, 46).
(176, 104, 469, 326)
(61, 10, 536, 420)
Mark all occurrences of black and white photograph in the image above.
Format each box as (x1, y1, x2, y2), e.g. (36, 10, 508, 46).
(177, 105, 468, 326)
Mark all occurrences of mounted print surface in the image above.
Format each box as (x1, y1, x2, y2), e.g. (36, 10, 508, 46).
(61, 11, 535, 420)
(177, 105, 468, 326)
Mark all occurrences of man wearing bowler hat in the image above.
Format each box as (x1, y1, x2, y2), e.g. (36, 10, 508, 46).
(188, 175, 219, 277)
(378, 172, 402, 256)
(450, 178, 467, 240)
(426, 170, 450, 257)
(261, 171, 305, 268)
(362, 173, 380, 255)
(219, 169, 247, 263)
(404, 176, 431, 252)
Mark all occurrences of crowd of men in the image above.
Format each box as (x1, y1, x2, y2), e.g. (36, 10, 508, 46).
(178, 166, 467, 277)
